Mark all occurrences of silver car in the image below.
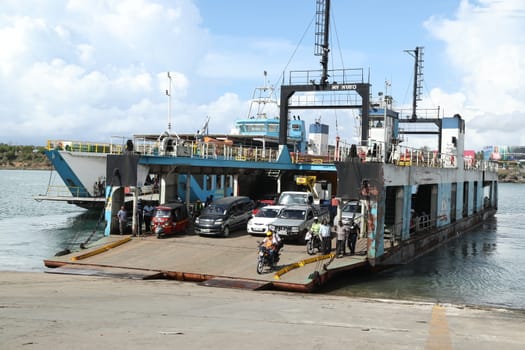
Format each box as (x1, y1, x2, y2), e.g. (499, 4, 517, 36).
(341, 200, 362, 226)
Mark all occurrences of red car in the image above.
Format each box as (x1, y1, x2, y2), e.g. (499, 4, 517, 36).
(151, 202, 190, 238)
(252, 199, 276, 215)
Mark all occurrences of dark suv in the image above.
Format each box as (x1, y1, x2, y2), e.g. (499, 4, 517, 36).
(194, 196, 255, 237)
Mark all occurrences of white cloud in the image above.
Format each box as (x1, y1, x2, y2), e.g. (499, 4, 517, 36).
(0, 0, 211, 145)
(1, 0, 523, 155)
(424, 0, 525, 149)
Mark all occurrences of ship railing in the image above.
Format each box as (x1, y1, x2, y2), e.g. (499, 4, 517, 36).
(389, 145, 449, 168)
(385, 213, 436, 248)
(397, 108, 441, 120)
(46, 140, 115, 154)
(131, 137, 289, 163)
(131, 137, 160, 155)
(42, 185, 90, 198)
(343, 139, 485, 170)
(288, 92, 363, 109)
(464, 159, 498, 172)
(190, 142, 280, 163)
(287, 68, 365, 85)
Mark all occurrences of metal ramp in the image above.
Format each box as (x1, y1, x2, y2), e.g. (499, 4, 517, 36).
(199, 277, 273, 291)
(45, 264, 164, 280)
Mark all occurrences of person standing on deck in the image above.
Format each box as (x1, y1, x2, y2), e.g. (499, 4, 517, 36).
(117, 206, 127, 235)
(320, 219, 332, 254)
(347, 220, 359, 255)
(143, 203, 154, 232)
(335, 220, 346, 258)
(330, 195, 340, 225)
(136, 200, 143, 236)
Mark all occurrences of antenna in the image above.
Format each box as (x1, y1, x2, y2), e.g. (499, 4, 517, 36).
(166, 72, 172, 133)
(163, 72, 180, 140)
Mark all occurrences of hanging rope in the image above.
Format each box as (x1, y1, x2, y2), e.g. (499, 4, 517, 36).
(80, 200, 109, 249)
(53, 185, 112, 256)
(272, 13, 316, 89)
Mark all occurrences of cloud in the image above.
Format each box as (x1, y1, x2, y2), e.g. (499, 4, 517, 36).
(1, 0, 523, 154)
(0, 0, 210, 145)
(424, 0, 525, 149)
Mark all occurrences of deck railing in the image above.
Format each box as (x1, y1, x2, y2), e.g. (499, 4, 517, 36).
(41, 185, 89, 197)
(46, 137, 498, 172)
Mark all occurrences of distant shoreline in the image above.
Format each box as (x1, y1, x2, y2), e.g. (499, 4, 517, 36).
(0, 165, 52, 171)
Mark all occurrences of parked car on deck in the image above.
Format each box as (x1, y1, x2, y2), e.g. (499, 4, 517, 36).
(252, 199, 275, 215)
(194, 196, 254, 237)
(268, 204, 329, 242)
(151, 202, 190, 238)
(341, 200, 362, 227)
(247, 205, 286, 235)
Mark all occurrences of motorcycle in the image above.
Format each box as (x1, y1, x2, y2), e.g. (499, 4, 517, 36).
(305, 231, 322, 255)
(256, 244, 280, 274)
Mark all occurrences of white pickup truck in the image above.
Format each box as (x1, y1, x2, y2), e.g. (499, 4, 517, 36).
(268, 204, 330, 242)
(277, 191, 315, 206)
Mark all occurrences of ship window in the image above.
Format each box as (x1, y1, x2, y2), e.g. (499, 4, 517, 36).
(245, 124, 266, 132)
(268, 124, 278, 133)
(291, 124, 301, 131)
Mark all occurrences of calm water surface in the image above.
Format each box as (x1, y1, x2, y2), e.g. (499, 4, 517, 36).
(1, 169, 523, 309)
(0, 169, 104, 271)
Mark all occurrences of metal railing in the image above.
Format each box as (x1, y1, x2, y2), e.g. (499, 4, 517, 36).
(42, 185, 89, 197)
(46, 137, 498, 172)
(46, 140, 119, 154)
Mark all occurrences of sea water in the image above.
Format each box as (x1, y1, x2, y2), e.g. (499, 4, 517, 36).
(325, 183, 525, 309)
(0, 169, 104, 271)
(1, 169, 523, 309)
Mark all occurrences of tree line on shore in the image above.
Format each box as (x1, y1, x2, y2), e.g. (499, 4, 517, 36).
(0, 144, 51, 170)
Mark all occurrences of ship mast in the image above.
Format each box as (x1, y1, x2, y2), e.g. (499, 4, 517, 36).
(404, 47, 424, 120)
(315, 0, 330, 86)
(278, 0, 370, 151)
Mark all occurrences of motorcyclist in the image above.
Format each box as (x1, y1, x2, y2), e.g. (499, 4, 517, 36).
(310, 217, 321, 239)
(261, 230, 280, 265)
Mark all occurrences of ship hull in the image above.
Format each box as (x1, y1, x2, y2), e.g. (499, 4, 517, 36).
(335, 158, 498, 268)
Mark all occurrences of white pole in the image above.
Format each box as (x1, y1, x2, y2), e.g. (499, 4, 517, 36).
(167, 72, 172, 133)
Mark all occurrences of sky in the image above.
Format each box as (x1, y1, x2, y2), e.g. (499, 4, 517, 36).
(1, 0, 524, 151)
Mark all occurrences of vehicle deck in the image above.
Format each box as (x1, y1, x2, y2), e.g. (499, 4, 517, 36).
(44, 233, 370, 292)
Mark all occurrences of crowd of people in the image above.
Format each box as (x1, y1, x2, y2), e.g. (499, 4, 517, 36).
(308, 216, 360, 257)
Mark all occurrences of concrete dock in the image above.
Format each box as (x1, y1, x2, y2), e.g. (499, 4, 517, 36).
(2, 271, 524, 349)
(44, 232, 369, 292)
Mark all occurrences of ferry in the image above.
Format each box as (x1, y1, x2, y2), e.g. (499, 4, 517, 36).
(43, 0, 497, 292)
